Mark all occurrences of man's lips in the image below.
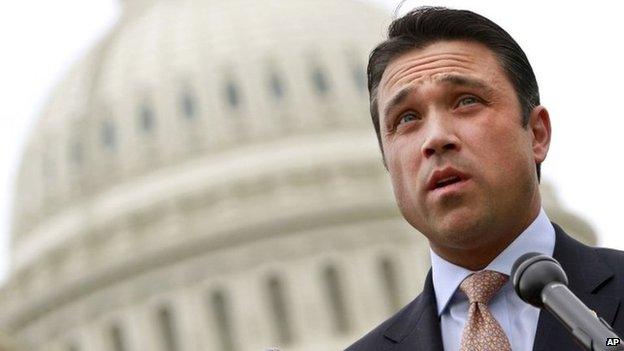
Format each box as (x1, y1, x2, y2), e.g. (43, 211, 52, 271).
(426, 167, 471, 191)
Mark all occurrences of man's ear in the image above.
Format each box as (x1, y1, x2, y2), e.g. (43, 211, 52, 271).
(529, 105, 551, 164)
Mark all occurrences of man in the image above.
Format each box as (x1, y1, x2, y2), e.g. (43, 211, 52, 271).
(346, 6, 624, 351)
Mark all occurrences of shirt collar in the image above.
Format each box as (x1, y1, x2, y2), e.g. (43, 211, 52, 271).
(429, 207, 556, 316)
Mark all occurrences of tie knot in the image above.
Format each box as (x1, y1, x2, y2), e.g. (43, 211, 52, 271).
(459, 270, 508, 304)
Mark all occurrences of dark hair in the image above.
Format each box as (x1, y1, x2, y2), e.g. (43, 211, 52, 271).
(367, 6, 541, 180)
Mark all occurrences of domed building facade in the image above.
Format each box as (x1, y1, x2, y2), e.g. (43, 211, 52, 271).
(0, 1, 595, 350)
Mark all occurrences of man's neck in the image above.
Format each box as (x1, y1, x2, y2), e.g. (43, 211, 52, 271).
(430, 204, 541, 271)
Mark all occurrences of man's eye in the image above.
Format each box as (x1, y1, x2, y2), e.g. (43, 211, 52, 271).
(398, 112, 420, 125)
(457, 96, 479, 107)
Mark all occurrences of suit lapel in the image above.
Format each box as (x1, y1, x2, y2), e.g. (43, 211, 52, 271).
(378, 223, 619, 351)
(532, 223, 620, 351)
(383, 270, 444, 351)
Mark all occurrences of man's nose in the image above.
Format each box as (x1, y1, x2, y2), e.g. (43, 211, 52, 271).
(421, 115, 460, 158)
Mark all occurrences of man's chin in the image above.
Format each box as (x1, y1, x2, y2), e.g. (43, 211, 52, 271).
(429, 208, 490, 245)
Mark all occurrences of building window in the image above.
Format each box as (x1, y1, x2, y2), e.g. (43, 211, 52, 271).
(70, 141, 83, 166)
(109, 324, 127, 351)
(379, 257, 401, 312)
(352, 63, 367, 92)
(101, 119, 116, 149)
(181, 89, 197, 119)
(322, 265, 350, 334)
(157, 305, 179, 351)
(311, 65, 330, 95)
(225, 80, 241, 109)
(266, 275, 293, 344)
(268, 71, 285, 99)
(139, 104, 155, 132)
(210, 290, 236, 351)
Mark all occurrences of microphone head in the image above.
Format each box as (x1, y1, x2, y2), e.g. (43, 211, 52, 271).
(511, 252, 568, 308)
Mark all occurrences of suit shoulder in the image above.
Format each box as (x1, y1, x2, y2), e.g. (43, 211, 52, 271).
(344, 295, 422, 351)
(594, 246, 624, 271)
(595, 246, 624, 259)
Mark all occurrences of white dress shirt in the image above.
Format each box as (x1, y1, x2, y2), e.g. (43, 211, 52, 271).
(430, 207, 555, 351)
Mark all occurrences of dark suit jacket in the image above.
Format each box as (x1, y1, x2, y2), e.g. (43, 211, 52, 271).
(345, 223, 624, 351)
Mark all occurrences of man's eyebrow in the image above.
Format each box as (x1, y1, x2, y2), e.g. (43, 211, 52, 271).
(381, 74, 494, 125)
(383, 86, 415, 123)
(437, 74, 494, 94)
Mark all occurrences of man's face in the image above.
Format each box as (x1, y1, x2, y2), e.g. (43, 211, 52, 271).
(377, 40, 548, 254)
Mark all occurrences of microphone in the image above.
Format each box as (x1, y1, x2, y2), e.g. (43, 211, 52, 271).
(511, 253, 624, 350)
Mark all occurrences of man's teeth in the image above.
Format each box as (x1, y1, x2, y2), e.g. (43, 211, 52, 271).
(436, 176, 459, 187)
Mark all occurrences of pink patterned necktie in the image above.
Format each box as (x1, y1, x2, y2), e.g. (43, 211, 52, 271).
(459, 270, 512, 351)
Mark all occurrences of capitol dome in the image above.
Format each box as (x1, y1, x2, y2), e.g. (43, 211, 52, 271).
(9, 0, 392, 270)
(0, 0, 596, 350)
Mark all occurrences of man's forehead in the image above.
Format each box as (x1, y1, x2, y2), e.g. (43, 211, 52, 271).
(383, 72, 490, 95)
(377, 40, 504, 104)
(378, 40, 497, 91)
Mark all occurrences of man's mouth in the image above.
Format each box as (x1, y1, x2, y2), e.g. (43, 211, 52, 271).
(434, 175, 462, 189)
(427, 167, 470, 192)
